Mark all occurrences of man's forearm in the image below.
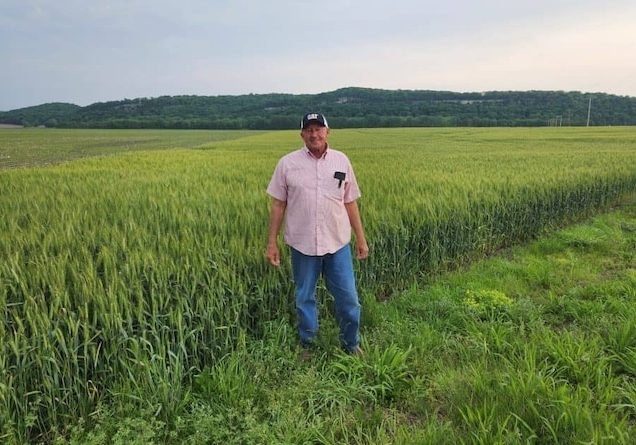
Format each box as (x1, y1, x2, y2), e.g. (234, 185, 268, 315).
(268, 198, 287, 245)
(345, 200, 369, 259)
(266, 198, 287, 267)
(345, 200, 366, 242)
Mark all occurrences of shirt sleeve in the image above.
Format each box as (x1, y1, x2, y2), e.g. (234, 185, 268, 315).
(267, 158, 287, 202)
(343, 159, 361, 203)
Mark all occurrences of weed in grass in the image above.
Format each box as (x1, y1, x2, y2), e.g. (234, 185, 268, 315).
(463, 288, 513, 320)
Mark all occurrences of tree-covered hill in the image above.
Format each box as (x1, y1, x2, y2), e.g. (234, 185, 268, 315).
(1, 87, 635, 129)
(0, 103, 81, 128)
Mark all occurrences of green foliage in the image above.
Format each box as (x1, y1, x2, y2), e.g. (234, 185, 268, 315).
(2, 88, 636, 129)
(331, 343, 412, 402)
(464, 289, 513, 316)
(0, 102, 79, 126)
(194, 353, 258, 409)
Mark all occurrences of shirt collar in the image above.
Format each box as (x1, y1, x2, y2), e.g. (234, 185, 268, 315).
(303, 145, 330, 159)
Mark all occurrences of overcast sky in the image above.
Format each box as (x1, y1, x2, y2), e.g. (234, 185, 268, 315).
(2, 0, 635, 110)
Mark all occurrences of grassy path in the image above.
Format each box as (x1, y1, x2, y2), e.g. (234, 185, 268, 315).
(54, 195, 636, 444)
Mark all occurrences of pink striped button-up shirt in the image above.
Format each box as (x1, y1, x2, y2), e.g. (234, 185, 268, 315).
(267, 146, 361, 256)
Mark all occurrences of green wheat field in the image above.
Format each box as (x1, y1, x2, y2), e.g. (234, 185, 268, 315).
(1, 127, 636, 444)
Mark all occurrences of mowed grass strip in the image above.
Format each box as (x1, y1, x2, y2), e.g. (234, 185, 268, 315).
(0, 127, 635, 442)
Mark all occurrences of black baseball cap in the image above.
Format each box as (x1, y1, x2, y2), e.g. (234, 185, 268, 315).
(301, 113, 329, 129)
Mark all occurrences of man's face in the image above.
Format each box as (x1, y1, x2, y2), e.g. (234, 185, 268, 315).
(301, 123, 329, 152)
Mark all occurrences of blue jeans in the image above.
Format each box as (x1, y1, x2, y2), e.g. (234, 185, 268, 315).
(291, 244, 361, 352)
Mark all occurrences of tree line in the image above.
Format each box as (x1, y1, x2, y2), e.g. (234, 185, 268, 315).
(2, 87, 636, 129)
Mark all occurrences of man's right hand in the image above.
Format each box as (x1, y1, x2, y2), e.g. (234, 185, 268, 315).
(266, 243, 281, 267)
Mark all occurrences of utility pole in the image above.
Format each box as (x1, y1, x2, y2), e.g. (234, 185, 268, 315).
(586, 96, 592, 127)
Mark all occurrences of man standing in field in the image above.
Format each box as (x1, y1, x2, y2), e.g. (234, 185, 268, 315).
(266, 112, 369, 355)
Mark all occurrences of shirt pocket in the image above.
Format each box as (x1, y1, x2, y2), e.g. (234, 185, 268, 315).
(323, 172, 346, 202)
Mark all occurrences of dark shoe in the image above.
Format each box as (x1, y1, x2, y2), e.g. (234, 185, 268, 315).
(348, 345, 364, 356)
(299, 341, 315, 361)
(299, 348, 313, 361)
